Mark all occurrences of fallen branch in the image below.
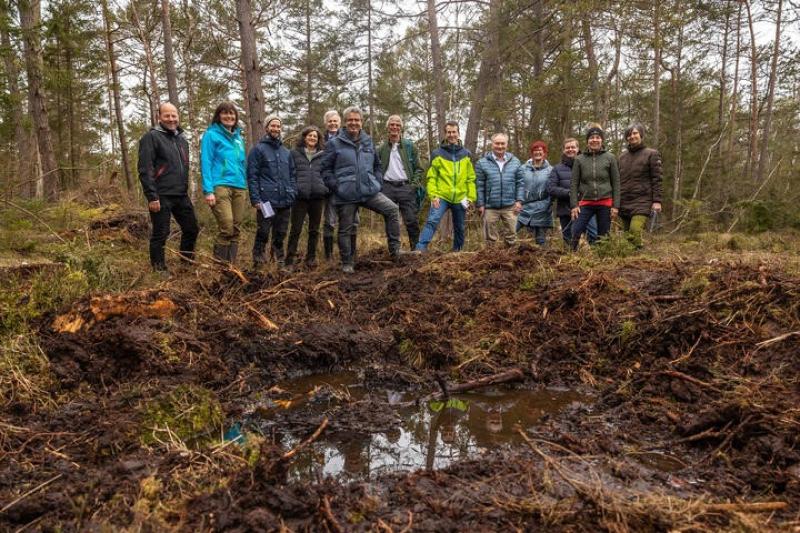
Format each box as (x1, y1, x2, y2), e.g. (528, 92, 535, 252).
(245, 303, 279, 331)
(755, 330, 800, 349)
(1, 473, 63, 513)
(703, 501, 786, 513)
(281, 416, 328, 461)
(2, 199, 67, 244)
(416, 368, 525, 404)
(660, 370, 722, 393)
(702, 415, 755, 463)
(320, 495, 343, 533)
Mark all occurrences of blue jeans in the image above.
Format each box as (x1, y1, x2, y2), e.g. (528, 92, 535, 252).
(416, 200, 466, 251)
(559, 214, 597, 245)
(515, 222, 548, 246)
(571, 206, 611, 251)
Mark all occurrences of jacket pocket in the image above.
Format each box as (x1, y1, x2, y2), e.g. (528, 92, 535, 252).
(335, 175, 358, 202)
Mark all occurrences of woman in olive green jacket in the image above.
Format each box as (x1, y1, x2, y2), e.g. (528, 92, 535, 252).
(569, 124, 620, 250)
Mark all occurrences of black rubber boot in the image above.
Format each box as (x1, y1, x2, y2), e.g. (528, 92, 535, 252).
(213, 244, 227, 262)
(228, 243, 238, 264)
(323, 236, 334, 260)
(350, 233, 358, 262)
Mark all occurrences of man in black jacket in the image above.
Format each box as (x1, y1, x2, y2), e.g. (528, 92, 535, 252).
(138, 102, 199, 273)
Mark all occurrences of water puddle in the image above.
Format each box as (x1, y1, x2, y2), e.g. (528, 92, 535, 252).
(239, 372, 593, 482)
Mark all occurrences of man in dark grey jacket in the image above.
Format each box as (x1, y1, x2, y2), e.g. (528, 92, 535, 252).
(138, 102, 198, 273)
(321, 106, 401, 273)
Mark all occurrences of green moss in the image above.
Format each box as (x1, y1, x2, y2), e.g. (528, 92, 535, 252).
(679, 268, 712, 297)
(140, 385, 223, 446)
(519, 267, 554, 291)
(619, 320, 637, 347)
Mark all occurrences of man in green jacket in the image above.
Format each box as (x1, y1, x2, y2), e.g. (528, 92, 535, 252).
(415, 121, 477, 252)
(378, 115, 424, 249)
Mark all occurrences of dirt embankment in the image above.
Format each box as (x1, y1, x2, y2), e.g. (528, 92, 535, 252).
(2, 245, 799, 531)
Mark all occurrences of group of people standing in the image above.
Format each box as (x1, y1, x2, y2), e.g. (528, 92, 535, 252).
(137, 101, 662, 275)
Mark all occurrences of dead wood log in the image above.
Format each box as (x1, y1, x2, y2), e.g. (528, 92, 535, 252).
(703, 501, 786, 513)
(419, 368, 525, 403)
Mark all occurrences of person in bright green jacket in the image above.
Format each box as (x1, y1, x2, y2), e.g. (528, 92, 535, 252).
(415, 121, 477, 252)
(200, 101, 247, 263)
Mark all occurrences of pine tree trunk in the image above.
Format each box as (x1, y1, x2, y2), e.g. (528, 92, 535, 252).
(427, 0, 445, 138)
(237, 0, 265, 148)
(19, 0, 59, 201)
(465, 0, 500, 154)
(130, 3, 160, 126)
(0, 8, 36, 197)
(755, 0, 782, 182)
(653, 2, 661, 146)
(101, 0, 133, 191)
(744, 0, 758, 179)
(161, 0, 179, 106)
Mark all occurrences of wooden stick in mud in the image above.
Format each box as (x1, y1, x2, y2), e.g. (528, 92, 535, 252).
(320, 495, 344, 533)
(659, 370, 722, 393)
(418, 368, 525, 403)
(281, 416, 328, 461)
(703, 501, 786, 513)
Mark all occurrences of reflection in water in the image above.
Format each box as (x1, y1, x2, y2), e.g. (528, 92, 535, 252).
(270, 386, 590, 482)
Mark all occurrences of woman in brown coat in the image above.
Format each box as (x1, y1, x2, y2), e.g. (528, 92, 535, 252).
(618, 123, 662, 248)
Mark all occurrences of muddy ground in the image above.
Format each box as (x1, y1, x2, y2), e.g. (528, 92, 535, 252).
(2, 227, 799, 531)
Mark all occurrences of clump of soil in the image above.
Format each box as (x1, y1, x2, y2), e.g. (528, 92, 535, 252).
(2, 246, 798, 531)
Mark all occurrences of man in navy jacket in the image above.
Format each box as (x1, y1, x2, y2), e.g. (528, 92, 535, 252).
(247, 115, 297, 268)
(320, 106, 401, 273)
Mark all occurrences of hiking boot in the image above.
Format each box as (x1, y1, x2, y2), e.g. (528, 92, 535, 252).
(323, 236, 334, 260)
(213, 244, 228, 262)
(228, 243, 239, 264)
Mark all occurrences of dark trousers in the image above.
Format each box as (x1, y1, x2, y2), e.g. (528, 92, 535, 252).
(253, 206, 291, 263)
(559, 214, 598, 245)
(382, 181, 420, 249)
(149, 194, 199, 268)
(286, 198, 325, 264)
(336, 193, 400, 266)
(571, 205, 611, 251)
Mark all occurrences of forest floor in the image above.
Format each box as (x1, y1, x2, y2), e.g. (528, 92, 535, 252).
(1, 197, 800, 532)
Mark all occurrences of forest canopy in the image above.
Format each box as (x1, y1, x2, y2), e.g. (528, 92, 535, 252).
(0, 0, 798, 231)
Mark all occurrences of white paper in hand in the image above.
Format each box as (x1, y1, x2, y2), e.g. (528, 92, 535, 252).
(460, 198, 470, 209)
(259, 201, 275, 218)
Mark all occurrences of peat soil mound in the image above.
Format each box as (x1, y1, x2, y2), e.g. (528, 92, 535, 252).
(2, 246, 799, 531)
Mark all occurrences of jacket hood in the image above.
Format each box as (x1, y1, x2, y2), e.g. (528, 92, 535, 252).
(626, 142, 646, 153)
(560, 154, 575, 167)
(526, 158, 551, 170)
(583, 147, 607, 156)
(438, 140, 469, 159)
(259, 134, 283, 147)
(483, 151, 517, 162)
(154, 123, 184, 136)
(336, 128, 372, 147)
(209, 122, 242, 137)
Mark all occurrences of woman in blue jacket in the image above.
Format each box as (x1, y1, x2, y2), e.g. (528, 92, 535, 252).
(516, 140, 553, 246)
(200, 102, 247, 263)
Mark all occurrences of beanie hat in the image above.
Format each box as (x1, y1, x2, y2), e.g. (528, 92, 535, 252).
(586, 125, 604, 141)
(265, 115, 282, 128)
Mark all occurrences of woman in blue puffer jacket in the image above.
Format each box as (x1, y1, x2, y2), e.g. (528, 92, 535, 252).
(200, 101, 247, 263)
(516, 140, 553, 246)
